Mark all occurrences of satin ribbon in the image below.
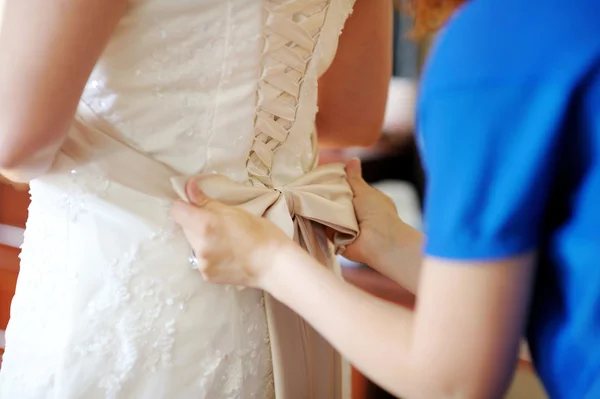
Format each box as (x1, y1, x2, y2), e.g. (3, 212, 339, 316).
(170, 163, 358, 255)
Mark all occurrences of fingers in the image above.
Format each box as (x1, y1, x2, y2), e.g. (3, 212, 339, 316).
(170, 200, 214, 232)
(345, 157, 362, 178)
(345, 158, 364, 184)
(345, 158, 369, 193)
(185, 178, 213, 208)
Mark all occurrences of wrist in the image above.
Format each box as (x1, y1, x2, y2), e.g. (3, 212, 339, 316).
(259, 241, 308, 295)
(372, 220, 423, 270)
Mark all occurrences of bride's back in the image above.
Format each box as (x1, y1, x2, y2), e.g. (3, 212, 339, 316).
(1, 1, 356, 398)
(83, 0, 262, 180)
(83, 0, 348, 186)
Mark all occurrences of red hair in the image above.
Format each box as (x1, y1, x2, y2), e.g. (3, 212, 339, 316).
(399, 0, 466, 38)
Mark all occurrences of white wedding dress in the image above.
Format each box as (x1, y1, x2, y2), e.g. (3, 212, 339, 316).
(0, 0, 359, 398)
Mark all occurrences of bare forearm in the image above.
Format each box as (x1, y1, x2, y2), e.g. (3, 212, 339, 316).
(369, 221, 425, 294)
(316, 0, 392, 147)
(264, 245, 524, 399)
(317, 126, 382, 149)
(0, 174, 29, 191)
(266, 246, 420, 398)
(0, 139, 62, 182)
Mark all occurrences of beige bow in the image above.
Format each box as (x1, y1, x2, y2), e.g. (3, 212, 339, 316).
(170, 163, 358, 255)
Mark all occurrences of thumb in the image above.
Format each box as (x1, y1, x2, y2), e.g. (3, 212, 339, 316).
(345, 158, 362, 178)
(345, 158, 366, 187)
(185, 178, 212, 208)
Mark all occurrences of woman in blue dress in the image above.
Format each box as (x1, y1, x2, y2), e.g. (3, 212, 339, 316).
(173, 0, 600, 397)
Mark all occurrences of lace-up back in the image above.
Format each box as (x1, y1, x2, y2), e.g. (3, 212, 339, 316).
(0, 1, 356, 398)
(249, 0, 330, 186)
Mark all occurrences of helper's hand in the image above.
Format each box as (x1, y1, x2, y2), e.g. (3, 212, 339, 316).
(342, 159, 414, 267)
(170, 179, 297, 290)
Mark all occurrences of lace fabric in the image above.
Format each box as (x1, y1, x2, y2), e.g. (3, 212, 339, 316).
(0, 1, 357, 398)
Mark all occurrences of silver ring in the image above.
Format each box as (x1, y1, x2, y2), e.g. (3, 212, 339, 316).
(188, 250, 199, 270)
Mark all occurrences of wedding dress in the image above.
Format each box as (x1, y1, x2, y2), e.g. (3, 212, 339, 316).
(0, 0, 359, 398)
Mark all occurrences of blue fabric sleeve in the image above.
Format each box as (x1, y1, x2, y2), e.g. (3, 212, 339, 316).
(419, 83, 568, 260)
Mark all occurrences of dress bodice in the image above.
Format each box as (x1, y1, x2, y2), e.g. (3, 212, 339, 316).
(0, 1, 358, 398)
(81, 0, 355, 186)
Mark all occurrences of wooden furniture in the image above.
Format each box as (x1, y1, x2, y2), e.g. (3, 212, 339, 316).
(0, 185, 28, 330)
(0, 184, 29, 363)
(0, 184, 29, 229)
(0, 245, 19, 330)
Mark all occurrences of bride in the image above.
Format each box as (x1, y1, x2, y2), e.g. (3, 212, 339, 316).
(0, 0, 390, 397)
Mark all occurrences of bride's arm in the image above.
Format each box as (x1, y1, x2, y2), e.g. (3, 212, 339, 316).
(316, 0, 393, 148)
(0, 0, 128, 182)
